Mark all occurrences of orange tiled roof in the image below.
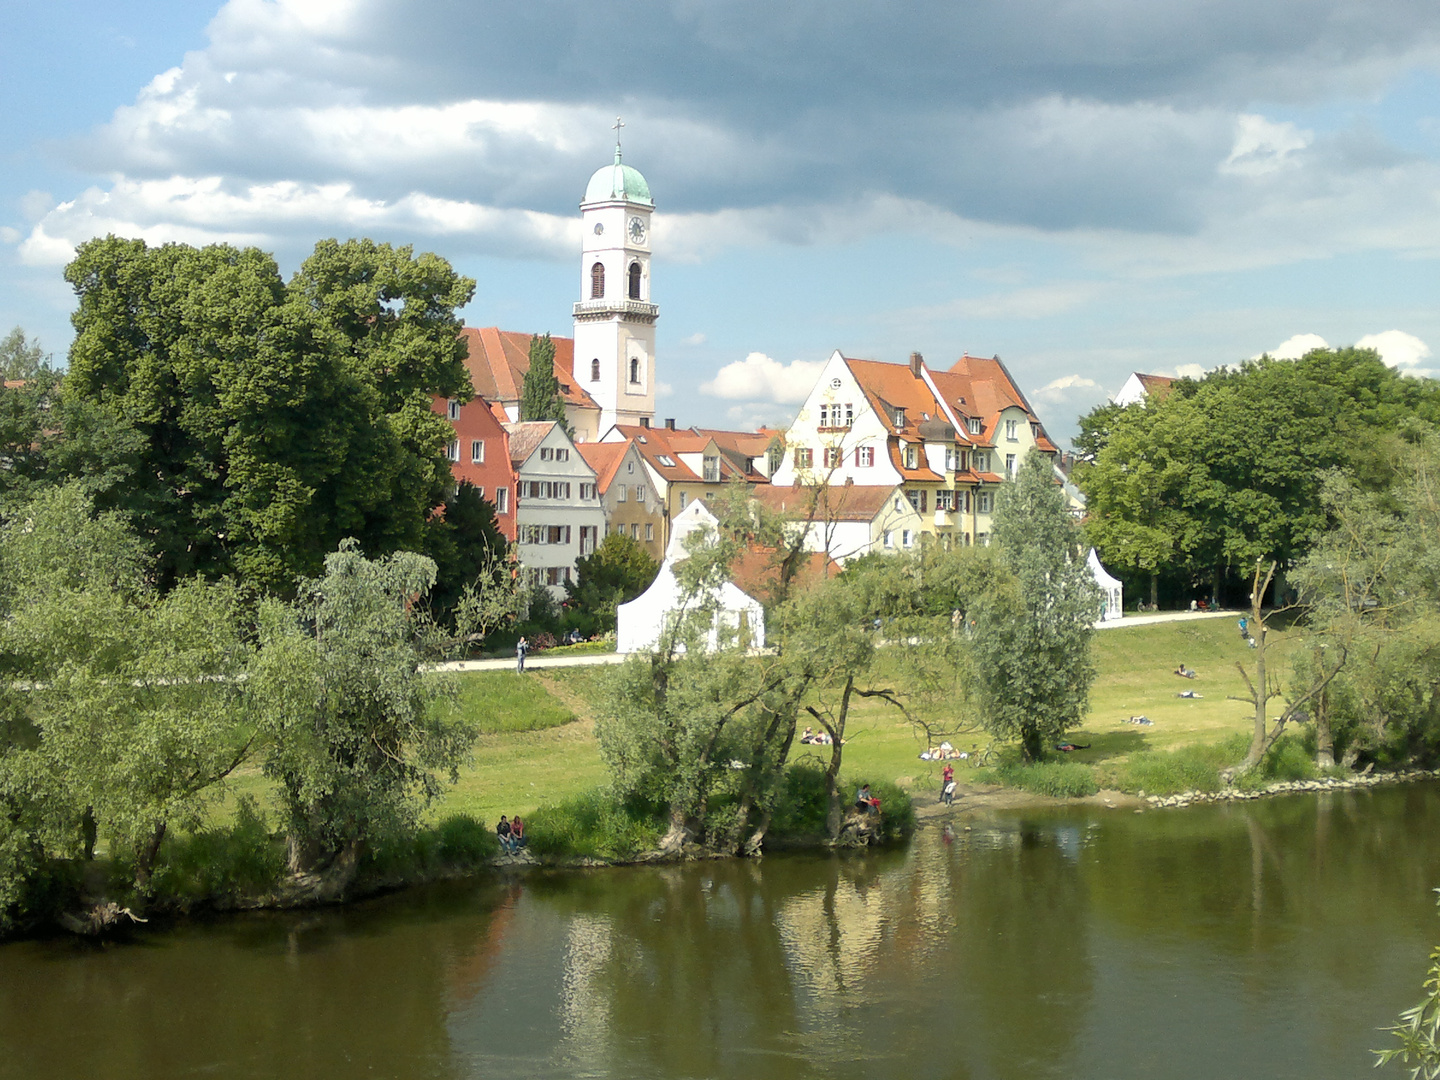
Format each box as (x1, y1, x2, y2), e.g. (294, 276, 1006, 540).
(460, 327, 599, 413)
(607, 424, 703, 483)
(730, 545, 839, 601)
(576, 441, 630, 492)
(503, 420, 558, 465)
(751, 483, 901, 523)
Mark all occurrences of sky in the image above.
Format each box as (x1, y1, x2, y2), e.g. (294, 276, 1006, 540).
(3, 0, 1440, 446)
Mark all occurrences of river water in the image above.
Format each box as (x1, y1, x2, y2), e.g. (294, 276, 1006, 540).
(3, 782, 1438, 1080)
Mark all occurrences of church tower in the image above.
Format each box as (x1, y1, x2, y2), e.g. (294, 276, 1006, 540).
(573, 122, 657, 433)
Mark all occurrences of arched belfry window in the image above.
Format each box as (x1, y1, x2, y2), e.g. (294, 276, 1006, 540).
(590, 262, 605, 298)
(590, 358, 600, 382)
(629, 357, 640, 384)
(628, 262, 642, 300)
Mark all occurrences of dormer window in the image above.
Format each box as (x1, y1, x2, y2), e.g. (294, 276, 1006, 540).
(628, 262, 642, 299)
(894, 407, 906, 428)
(590, 358, 601, 381)
(590, 262, 605, 298)
(904, 444, 917, 469)
(968, 417, 982, 435)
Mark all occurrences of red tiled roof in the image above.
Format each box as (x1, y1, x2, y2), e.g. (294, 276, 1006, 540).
(576, 441, 630, 492)
(751, 483, 901, 523)
(731, 545, 839, 601)
(459, 327, 599, 413)
(607, 425, 706, 484)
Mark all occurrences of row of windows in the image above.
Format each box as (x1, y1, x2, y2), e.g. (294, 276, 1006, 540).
(523, 566, 573, 587)
(587, 357, 645, 385)
(447, 439, 488, 464)
(518, 524, 598, 551)
(519, 480, 598, 501)
(794, 444, 993, 473)
(538, 447, 570, 462)
(614, 522, 655, 542)
(590, 261, 644, 300)
(615, 483, 647, 504)
(883, 529, 989, 550)
(818, 403, 854, 429)
(904, 489, 993, 514)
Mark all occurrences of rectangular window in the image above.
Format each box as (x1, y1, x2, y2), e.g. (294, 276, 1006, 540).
(1005, 419, 1018, 441)
(959, 450, 969, 472)
(793, 448, 813, 468)
(894, 407, 906, 428)
(1005, 453, 1016, 476)
(447, 399, 460, 421)
(615, 523, 626, 535)
(907, 489, 921, 511)
(960, 490, 971, 512)
(679, 491, 688, 509)
(856, 445, 874, 467)
(645, 523, 653, 541)
(944, 447, 955, 472)
(975, 452, 989, 472)
(631, 523, 639, 540)
(978, 532, 990, 546)
(556, 448, 570, 462)
(883, 530, 894, 549)
(902, 530, 914, 548)
(496, 488, 509, 513)
(978, 491, 993, 514)
(634, 484, 645, 503)
(822, 447, 842, 468)
(579, 526, 597, 555)
(446, 439, 460, 463)
(845, 403, 854, 427)
(471, 440, 484, 463)
(903, 445, 917, 469)
(545, 567, 562, 586)
(936, 490, 954, 511)
(703, 455, 720, 482)
(579, 483, 596, 501)
(968, 417, 982, 435)
(818, 403, 829, 427)
(617, 484, 627, 502)
(540, 447, 554, 461)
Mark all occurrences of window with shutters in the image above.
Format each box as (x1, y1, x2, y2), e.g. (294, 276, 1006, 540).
(793, 448, 813, 468)
(856, 446, 874, 467)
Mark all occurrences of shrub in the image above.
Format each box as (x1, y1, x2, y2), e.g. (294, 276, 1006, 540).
(1108, 743, 1232, 795)
(437, 814, 500, 865)
(526, 789, 665, 860)
(150, 797, 285, 902)
(769, 763, 829, 840)
(996, 759, 1099, 798)
(840, 778, 916, 841)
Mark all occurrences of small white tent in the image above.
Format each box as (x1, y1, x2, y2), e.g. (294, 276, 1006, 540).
(616, 501, 766, 654)
(1087, 548, 1124, 621)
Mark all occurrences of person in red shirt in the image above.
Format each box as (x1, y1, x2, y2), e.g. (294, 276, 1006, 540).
(941, 762, 956, 806)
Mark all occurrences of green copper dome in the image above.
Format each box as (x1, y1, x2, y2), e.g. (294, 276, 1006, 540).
(583, 150, 653, 206)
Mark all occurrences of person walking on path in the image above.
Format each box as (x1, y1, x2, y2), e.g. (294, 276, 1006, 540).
(941, 762, 956, 806)
(516, 637, 529, 673)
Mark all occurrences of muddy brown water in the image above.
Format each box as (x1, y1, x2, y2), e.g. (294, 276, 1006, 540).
(2, 781, 1438, 1080)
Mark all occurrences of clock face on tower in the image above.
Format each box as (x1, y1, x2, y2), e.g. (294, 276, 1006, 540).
(627, 216, 647, 244)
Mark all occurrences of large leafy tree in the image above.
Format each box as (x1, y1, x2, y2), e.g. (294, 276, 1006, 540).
(422, 480, 511, 627)
(974, 450, 1101, 761)
(61, 236, 474, 593)
(252, 542, 475, 894)
(0, 486, 255, 903)
(1076, 349, 1440, 602)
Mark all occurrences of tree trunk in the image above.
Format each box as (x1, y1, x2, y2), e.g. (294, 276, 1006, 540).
(822, 678, 854, 840)
(1150, 572, 1159, 610)
(1315, 684, 1335, 770)
(1240, 562, 1278, 772)
(133, 821, 167, 893)
(659, 804, 693, 854)
(81, 807, 97, 861)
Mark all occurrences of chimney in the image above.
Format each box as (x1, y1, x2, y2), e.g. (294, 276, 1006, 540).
(639, 416, 650, 428)
(909, 351, 924, 377)
(665, 418, 676, 430)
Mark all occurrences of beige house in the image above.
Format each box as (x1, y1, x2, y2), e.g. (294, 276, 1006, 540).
(577, 440, 666, 561)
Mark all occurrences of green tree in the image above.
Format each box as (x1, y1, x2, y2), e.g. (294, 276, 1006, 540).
(567, 531, 660, 633)
(0, 328, 53, 382)
(422, 481, 510, 626)
(1376, 891, 1440, 1079)
(519, 332, 569, 431)
(0, 486, 255, 899)
(61, 235, 475, 593)
(974, 450, 1101, 761)
(252, 541, 475, 895)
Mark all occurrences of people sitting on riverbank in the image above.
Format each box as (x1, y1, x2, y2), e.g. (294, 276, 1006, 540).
(854, 784, 880, 814)
(510, 815, 525, 850)
(497, 815, 515, 854)
(1174, 663, 1196, 678)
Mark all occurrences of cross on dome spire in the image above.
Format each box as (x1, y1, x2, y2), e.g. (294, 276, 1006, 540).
(612, 116, 624, 163)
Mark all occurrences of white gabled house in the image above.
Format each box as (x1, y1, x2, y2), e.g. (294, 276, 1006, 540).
(505, 421, 607, 600)
(750, 483, 926, 563)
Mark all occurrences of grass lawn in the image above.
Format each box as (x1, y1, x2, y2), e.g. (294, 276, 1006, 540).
(213, 616, 1303, 830)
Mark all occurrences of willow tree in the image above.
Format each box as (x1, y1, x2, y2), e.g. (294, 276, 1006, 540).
(974, 450, 1101, 761)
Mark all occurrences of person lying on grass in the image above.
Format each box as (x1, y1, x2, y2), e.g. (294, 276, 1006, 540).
(1173, 663, 1197, 678)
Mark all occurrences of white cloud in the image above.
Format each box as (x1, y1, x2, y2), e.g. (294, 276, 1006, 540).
(1220, 114, 1312, 176)
(700, 352, 825, 404)
(1259, 333, 1329, 360)
(1357, 330, 1432, 372)
(655, 380, 674, 398)
(680, 332, 706, 346)
(1172, 363, 1207, 380)
(724, 402, 796, 431)
(1033, 374, 1100, 404)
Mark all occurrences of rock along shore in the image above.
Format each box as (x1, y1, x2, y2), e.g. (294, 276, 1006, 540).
(1140, 767, 1440, 810)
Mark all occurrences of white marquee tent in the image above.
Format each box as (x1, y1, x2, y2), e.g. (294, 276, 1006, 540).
(616, 501, 766, 654)
(1088, 548, 1124, 621)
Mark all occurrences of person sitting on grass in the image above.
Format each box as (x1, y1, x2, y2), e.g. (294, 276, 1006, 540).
(496, 815, 514, 854)
(1174, 663, 1196, 678)
(855, 784, 880, 814)
(510, 815, 525, 849)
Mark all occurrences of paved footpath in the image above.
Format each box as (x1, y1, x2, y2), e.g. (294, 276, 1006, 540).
(433, 609, 1238, 673)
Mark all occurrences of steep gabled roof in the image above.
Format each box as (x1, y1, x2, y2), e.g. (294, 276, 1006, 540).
(459, 327, 599, 413)
(842, 356, 954, 442)
(607, 424, 703, 483)
(937, 355, 1060, 453)
(693, 427, 777, 480)
(576, 441, 630, 492)
(502, 420, 558, 466)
